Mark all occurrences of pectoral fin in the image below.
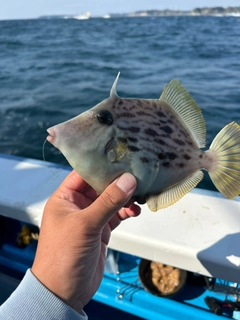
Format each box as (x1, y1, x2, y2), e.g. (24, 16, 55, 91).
(146, 170, 204, 211)
(108, 136, 129, 162)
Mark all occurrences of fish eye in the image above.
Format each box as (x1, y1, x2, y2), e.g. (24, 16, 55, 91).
(96, 110, 113, 125)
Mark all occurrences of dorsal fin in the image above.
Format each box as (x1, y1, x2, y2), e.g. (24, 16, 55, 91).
(159, 80, 206, 148)
(110, 72, 120, 98)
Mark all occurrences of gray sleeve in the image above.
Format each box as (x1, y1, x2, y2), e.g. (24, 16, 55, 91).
(0, 269, 88, 320)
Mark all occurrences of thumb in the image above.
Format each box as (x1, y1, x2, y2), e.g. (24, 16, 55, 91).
(87, 173, 137, 229)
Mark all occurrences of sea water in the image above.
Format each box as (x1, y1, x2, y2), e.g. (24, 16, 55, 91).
(0, 16, 240, 191)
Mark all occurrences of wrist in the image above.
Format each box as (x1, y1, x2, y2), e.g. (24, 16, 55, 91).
(31, 265, 84, 313)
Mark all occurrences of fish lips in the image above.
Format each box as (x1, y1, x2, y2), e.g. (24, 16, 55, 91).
(46, 126, 56, 145)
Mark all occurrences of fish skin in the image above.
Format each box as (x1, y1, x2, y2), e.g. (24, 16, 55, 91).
(112, 97, 205, 193)
(48, 97, 203, 196)
(47, 74, 240, 211)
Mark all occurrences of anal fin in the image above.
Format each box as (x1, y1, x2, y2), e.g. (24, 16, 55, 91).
(146, 170, 204, 211)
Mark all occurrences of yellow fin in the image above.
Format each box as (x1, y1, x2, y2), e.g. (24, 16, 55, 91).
(159, 80, 206, 148)
(113, 137, 128, 162)
(207, 122, 240, 199)
(146, 170, 204, 211)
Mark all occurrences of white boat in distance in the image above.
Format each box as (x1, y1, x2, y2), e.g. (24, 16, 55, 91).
(103, 14, 111, 19)
(73, 12, 91, 20)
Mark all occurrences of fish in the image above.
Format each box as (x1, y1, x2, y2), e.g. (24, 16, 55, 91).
(47, 73, 240, 211)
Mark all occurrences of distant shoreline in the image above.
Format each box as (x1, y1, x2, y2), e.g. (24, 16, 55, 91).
(111, 7, 240, 17)
(1, 6, 239, 21)
(36, 7, 240, 20)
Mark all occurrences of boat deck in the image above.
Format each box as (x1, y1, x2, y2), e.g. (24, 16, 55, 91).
(0, 154, 240, 319)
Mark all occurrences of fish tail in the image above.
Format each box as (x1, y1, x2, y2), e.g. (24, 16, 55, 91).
(206, 122, 240, 199)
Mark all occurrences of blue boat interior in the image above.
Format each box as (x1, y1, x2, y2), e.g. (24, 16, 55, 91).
(1, 215, 240, 319)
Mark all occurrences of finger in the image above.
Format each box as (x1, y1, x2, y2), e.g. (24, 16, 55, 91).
(86, 173, 137, 229)
(60, 170, 88, 193)
(117, 203, 141, 221)
(108, 204, 141, 231)
(82, 185, 98, 201)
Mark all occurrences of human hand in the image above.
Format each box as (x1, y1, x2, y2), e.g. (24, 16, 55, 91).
(31, 170, 140, 312)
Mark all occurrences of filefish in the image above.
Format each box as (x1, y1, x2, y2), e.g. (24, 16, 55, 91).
(47, 73, 240, 211)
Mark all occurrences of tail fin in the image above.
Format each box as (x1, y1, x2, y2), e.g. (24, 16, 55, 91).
(207, 122, 240, 199)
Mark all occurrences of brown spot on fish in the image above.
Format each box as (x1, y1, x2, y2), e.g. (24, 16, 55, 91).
(173, 139, 185, 146)
(183, 154, 191, 160)
(137, 111, 155, 118)
(128, 137, 138, 143)
(118, 137, 128, 144)
(129, 127, 141, 133)
(162, 162, 170, 168)
(128, 145, 140, 152)
(140, 157, 149, 164)
(158, 153, 167, 160)
(156, 111, 166, 117)
(152, 121, 161, 126)
(155, 138, 166, 146)
(113, 98, 122, 109)
(160, 120, 168, 124)
(130, 118, 143, 124)
(166, 152, 177, 160)
(118, 125, 140, 133)
(161, 126, 173, 134)
(117, 112, 135, 118)
(138, 135, 152, 143)
(126, 99, 134, 104)
(186, 140, 193, 146)
(145, 128, 158, 137)
(180, 129, 188, 138)
(129, 105, 136, 110)
(177, 163, 185, 168)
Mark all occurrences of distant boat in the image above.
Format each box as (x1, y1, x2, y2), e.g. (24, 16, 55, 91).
(103, 14, 111, 19)
(227, 12, 240, 16)
(73, 12, 91, 20)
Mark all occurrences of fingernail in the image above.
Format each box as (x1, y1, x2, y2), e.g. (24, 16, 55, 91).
(116, 173, 137, 194)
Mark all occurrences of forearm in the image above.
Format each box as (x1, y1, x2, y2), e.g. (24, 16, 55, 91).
(0, 269, 87, 320)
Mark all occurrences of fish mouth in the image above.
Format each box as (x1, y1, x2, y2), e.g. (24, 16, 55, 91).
(46, 127, 56, 145)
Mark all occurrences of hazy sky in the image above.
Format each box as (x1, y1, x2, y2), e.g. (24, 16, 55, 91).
(1, 0, 240, 20)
